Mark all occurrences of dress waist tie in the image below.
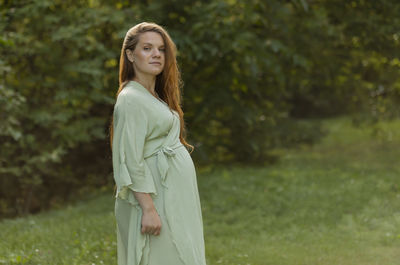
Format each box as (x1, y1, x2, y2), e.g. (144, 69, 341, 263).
(144, 142, 184, 188)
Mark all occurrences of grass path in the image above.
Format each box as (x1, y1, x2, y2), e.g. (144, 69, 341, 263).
(1, 118, 400, 265)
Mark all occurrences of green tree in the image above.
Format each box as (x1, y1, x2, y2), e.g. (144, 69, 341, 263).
(1, 0, 400, 217)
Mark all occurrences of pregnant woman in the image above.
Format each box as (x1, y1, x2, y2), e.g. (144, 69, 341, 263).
(110, 22, 207, 265)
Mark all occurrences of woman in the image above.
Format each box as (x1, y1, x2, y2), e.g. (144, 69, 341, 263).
(110, 22, 207, 265)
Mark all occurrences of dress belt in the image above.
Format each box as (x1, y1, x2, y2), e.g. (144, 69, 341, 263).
(144, 142, 184, 188)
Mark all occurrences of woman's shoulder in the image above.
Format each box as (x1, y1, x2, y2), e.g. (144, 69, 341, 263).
(116, 84, 151, 110)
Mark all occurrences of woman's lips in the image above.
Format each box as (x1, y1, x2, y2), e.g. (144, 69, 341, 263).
(150, 62, 161, 65)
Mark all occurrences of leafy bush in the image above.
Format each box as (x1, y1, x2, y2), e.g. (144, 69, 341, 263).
(1, 0, 400, 217)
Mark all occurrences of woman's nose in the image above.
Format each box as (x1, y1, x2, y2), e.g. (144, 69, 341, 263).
(153, 49, 161, 57)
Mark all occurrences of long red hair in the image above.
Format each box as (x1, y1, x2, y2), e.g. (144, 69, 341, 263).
(109, 22, 193, 152)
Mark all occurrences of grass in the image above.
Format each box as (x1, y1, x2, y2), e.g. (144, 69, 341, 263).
(1, 117, 400, 265)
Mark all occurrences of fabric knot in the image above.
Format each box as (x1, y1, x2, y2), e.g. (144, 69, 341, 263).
(156, 146, 177, 188)
(161, 146, 176, 157)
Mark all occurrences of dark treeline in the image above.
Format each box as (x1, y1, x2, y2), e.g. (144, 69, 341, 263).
(1, 0, 399, 217)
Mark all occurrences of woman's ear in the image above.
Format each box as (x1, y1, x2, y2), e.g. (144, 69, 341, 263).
(125, 49, 134, 62)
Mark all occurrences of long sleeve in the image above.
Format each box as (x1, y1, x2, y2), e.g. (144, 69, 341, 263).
(112, 93, 157, 206)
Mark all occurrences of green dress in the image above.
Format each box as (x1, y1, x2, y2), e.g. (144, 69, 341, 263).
(112, 81, 206, 265)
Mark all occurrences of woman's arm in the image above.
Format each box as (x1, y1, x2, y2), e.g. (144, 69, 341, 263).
(133, 192, 162, 236)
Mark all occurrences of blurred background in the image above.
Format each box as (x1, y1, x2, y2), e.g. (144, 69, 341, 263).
(1, 0, 400, 217)
(1, 0, 400, 263)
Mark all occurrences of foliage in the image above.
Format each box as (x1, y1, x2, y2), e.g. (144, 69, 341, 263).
(1, 118, 400, 264)
(136, 0, 400, 162)
(1, 0, 400, 216)
(0, 0, 127, 217)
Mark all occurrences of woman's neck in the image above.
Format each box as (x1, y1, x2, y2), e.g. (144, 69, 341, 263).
(133, 75, 156, 95)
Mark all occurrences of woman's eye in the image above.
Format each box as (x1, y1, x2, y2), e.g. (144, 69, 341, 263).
(159, 48, 166, 52)
(144, 47, 151, 51)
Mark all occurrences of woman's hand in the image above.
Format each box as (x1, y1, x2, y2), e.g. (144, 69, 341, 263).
(133, 191, 162, 236)
(141, 208, 162, 236)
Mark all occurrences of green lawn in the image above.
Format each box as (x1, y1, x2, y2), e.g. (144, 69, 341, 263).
(1, 117, 400, 265)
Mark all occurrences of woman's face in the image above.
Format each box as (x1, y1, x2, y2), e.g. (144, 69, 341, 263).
(130, 31, 165, 78)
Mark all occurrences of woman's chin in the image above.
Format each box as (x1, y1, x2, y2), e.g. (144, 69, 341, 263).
(149, 69, 164, 76)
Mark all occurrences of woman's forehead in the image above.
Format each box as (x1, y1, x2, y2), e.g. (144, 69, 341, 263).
(138, 32, 164, 46)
